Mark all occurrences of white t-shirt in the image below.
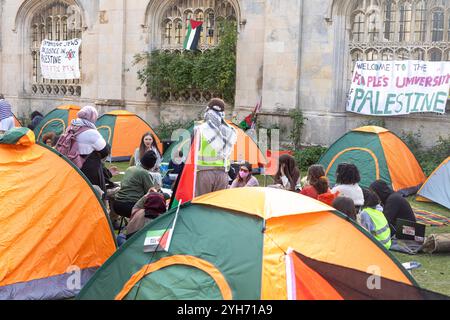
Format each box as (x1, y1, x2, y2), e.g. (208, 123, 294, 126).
(332, 183, 364, 206)
(0, 117, 15, 131)
(76, 129, 107, 155)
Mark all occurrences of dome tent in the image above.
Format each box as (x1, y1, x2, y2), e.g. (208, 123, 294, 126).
(96, 110, 162, 162)
(33, 105, 81, 142)
(416, 157, 450, 210)
(0, 128, 116, 300)
(76, 188, 443, 300)
(319, 126, 426, 195)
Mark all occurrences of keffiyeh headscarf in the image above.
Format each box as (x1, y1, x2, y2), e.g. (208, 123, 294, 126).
(71, 105, 98, 129)
(202, 108, 237, 160)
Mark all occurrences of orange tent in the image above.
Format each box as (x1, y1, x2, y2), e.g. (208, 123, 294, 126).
(0, 128, 116, 300)
(77, 188, 440, 300)
(319, 126, 426, 194)
(13, 114, 22, 127)
(96, 110, 162, 161)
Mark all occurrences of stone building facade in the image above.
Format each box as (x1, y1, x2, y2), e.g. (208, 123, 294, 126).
(0, 0, 449, 147)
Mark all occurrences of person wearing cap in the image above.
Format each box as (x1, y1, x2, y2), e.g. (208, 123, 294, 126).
(195, 98, 237, 197)
(0, 94, 15, 133)
(125, 191, 167, 240)
(113, 151, 158, 218)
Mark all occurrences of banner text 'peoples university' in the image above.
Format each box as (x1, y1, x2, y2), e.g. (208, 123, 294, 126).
(347, 60, 450, 116)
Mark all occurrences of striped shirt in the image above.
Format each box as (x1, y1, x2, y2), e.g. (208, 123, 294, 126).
(0, 99, 13, 121)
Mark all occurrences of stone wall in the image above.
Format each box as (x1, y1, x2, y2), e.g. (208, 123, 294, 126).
(0, 0, 448, 148)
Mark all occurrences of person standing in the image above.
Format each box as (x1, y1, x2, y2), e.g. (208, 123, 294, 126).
(57, 105, 109, 194)
(0, 94, 15, 133)
(195, 98, 237, 197)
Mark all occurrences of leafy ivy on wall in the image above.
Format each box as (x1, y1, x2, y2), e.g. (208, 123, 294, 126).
(134, 21, 238, 105)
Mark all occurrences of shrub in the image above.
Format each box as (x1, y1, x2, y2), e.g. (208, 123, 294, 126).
(293, 146, 328, 172)
(289, 109, 305, 150)
(155, 119, 194, 141)
(134, 21, 237, 105)
(400, 129, 450, 176)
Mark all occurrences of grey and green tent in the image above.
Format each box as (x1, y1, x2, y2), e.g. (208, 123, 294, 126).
(417, 157, 450, 210)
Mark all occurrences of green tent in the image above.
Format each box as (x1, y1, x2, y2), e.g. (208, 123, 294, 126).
(33, 105, 80, 142)
(319, 126, 426, 194)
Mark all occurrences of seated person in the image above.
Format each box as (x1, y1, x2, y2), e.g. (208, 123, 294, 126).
(113, 151, 157, 218)
(332, 197, 357, 221)
(230, 162, 259, 189)
(162, 150, 185, 187)
(370, 180, 416, 235)
(359, 188, 392, 250)
(301, 164, 326, 199)
(331, 163, 364, 209)
(271, 154, 301, 192)
(125, 190, 167, 240)
(315, 176, 339, 206)
(42, 131, 57, 147)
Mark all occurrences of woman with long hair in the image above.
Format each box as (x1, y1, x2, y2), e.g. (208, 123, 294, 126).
(132, 132, 162, 171)
(314, 176, 339, 206)
(273, 154, 301, 192)
(230, 162, 259, 189)
(301, 164, 326, 199)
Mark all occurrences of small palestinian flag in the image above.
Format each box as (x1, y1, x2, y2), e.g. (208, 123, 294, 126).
(183, 20, 203, 51)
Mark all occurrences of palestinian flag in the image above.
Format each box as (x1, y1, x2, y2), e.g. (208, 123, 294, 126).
(183, 20, 203, 51)
(169, 129, 199, 209)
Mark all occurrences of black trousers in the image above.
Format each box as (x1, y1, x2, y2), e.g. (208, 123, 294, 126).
(113, 200, 135, 218)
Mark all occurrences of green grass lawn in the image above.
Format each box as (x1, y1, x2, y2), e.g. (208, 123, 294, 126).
(392, 197, 450, 296)
(107, 162, 450, 296)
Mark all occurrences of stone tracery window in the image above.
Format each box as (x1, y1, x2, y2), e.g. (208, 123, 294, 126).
(160, 0, 236, 50)
(350, 0, 450, 62)
(347, 0, 450, 110)
(30, 1, 82, 96)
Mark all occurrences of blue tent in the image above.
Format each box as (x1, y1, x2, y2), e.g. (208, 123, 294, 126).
(417, 157, 450, 210)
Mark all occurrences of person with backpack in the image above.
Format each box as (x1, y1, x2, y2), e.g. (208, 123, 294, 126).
(56, 105, 109, 194)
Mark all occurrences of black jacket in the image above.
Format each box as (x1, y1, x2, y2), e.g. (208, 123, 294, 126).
(370, 180, 416, 234)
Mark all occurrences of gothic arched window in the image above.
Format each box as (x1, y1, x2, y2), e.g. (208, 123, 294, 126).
(348, 0, 450, 71)
(160, 0, 236, 50)
(30, 1, 83, 96)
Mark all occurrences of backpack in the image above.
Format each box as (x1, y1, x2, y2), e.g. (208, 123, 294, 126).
(56, 125, 91, 168)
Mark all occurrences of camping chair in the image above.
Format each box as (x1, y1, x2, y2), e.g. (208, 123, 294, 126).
(106, 190, 127, 234)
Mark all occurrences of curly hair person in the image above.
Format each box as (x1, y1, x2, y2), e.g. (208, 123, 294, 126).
(335, 163, 361, 185)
